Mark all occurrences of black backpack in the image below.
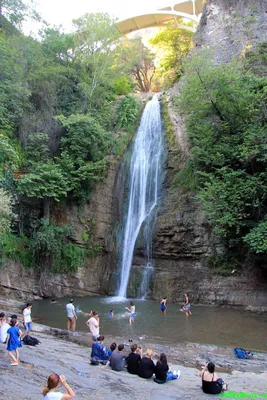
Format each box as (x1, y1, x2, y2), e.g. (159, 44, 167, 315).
(23, 335, 40, 346)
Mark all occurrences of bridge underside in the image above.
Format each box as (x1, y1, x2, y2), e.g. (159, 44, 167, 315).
(116, 0, 204, 35)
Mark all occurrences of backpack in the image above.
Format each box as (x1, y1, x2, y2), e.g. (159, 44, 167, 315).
(22, 335, 40, 346)
(234, 348, 253, 359)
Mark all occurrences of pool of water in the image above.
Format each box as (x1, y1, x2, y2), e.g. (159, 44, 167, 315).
(32, 296, 267, 351)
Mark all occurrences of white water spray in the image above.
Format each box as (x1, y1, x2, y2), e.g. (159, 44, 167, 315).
(118, 95, 163, 298)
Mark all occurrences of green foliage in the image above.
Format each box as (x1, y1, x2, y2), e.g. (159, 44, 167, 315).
(113, 75, 135, 95)
(30, 219, 85, 273)
(0, 233, 32, 267)
(178, 47, 267, 258)
(0, 189, 13, 233)
(17, 162, 70, 201)
(150, 25, 192, 88)
(0, 0, 40, 27)
(59, 114, 110, 163)
(26, 133, 50, 163)
(115, 95, 142, 132)
(203, 254, 239, 276)
(244, 219, 267, 253)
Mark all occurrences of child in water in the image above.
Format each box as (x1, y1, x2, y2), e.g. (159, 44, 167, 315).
(108, 310, 115, 318)
(125, 301, 135, 324)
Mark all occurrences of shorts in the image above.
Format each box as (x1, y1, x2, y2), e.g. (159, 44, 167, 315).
(160, 305, 166, 311)
(184, 304, 191, 311)
(130, 313, 136, 318)
(25, 322, 32, 331)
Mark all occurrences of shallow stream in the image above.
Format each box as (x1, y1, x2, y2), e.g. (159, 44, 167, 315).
(32, 296, 267, 351)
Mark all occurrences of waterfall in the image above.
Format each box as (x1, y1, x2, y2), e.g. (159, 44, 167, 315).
(117, 95, 164, 298)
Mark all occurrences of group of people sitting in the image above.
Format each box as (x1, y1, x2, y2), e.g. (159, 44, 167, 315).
(90, 336, 228, 392)
(90, 335, 180, 383)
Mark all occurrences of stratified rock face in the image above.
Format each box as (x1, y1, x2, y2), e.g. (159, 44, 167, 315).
(196, 0, 267, 62)
(0, 156, 123, 300)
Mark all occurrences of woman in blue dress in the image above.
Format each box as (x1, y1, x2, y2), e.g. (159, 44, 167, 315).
(160, 297, 167, 314)
(6, 317, 22, 365)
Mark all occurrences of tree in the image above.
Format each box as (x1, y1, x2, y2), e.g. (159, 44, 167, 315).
(72, 13, 120, 109)
(116, 37, 155, 92)
(0, 0, 40, 27)
(16, 162, 71, 222)
(150, 25, 192, 88)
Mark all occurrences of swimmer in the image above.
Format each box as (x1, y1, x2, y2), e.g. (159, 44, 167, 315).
(125, 301, 135, 325)
(160, 297, 167, 314)
(108, 310, 115, 318)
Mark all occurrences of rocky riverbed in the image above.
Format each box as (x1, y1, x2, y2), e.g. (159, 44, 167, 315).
(1, 321, 267, 400)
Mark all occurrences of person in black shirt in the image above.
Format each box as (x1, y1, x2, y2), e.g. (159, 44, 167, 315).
(126, 344, 141, 374)
(155, 353, 180, 382)
(138, 349, 155, 379)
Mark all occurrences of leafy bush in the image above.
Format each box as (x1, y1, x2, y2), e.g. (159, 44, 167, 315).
(115, 95, 142, 132)
(30, 219, 85, 273)
(178, 48, 267, 257)
(113, 75, 134, 95)
(0, 233, 33, 268)
(59, 114, 110, 163)
(244, 219, 267, 253)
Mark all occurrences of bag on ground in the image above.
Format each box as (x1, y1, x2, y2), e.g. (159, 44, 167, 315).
(234, 347, 253, 359)
(22, 335, 40, 346)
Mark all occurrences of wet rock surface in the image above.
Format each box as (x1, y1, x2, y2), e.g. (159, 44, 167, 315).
(1, 326, 267, 400)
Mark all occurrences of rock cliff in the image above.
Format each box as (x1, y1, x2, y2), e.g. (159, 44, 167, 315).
(124, 0, 267, 309)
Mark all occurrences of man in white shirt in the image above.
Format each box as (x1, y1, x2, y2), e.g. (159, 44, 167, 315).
(0, 317, 10, 343)
(66, 299, 77, 332)
(86, 311, 100, 341)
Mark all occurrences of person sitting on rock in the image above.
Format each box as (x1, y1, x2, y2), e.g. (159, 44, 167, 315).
(138, 349, 155, 379)
(199, 362, 228, 394)
(90, 335, 109, 365)
(109, 344, 126, 371)
(42, 373, 75, 399)
(154, 353, 180, 383)
(108, 342, 117, 358)
(126, 343, 141, 375)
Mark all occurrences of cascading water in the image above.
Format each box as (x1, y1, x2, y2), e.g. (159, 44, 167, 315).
(117, 95, 164, 298)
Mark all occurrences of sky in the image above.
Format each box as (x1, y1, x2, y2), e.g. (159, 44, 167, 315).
(24, 0, 167, 35)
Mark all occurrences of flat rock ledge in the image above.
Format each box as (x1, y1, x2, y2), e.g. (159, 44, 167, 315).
(0, 325, 267, 400)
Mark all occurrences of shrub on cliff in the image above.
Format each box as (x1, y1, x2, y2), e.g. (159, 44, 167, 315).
(178, 48, 267, 259)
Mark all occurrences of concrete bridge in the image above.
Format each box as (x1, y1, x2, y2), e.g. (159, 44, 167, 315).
(116, 0, 204, 34)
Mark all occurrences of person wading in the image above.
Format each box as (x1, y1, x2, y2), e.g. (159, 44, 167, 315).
(66, 299, 77, 332)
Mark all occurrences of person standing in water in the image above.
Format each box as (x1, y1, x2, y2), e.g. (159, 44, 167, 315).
(66, 299, 77, 332)
(182, 293, 192, 316)
(160, 297, 167, 314)
(125, 301, 135, 324)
